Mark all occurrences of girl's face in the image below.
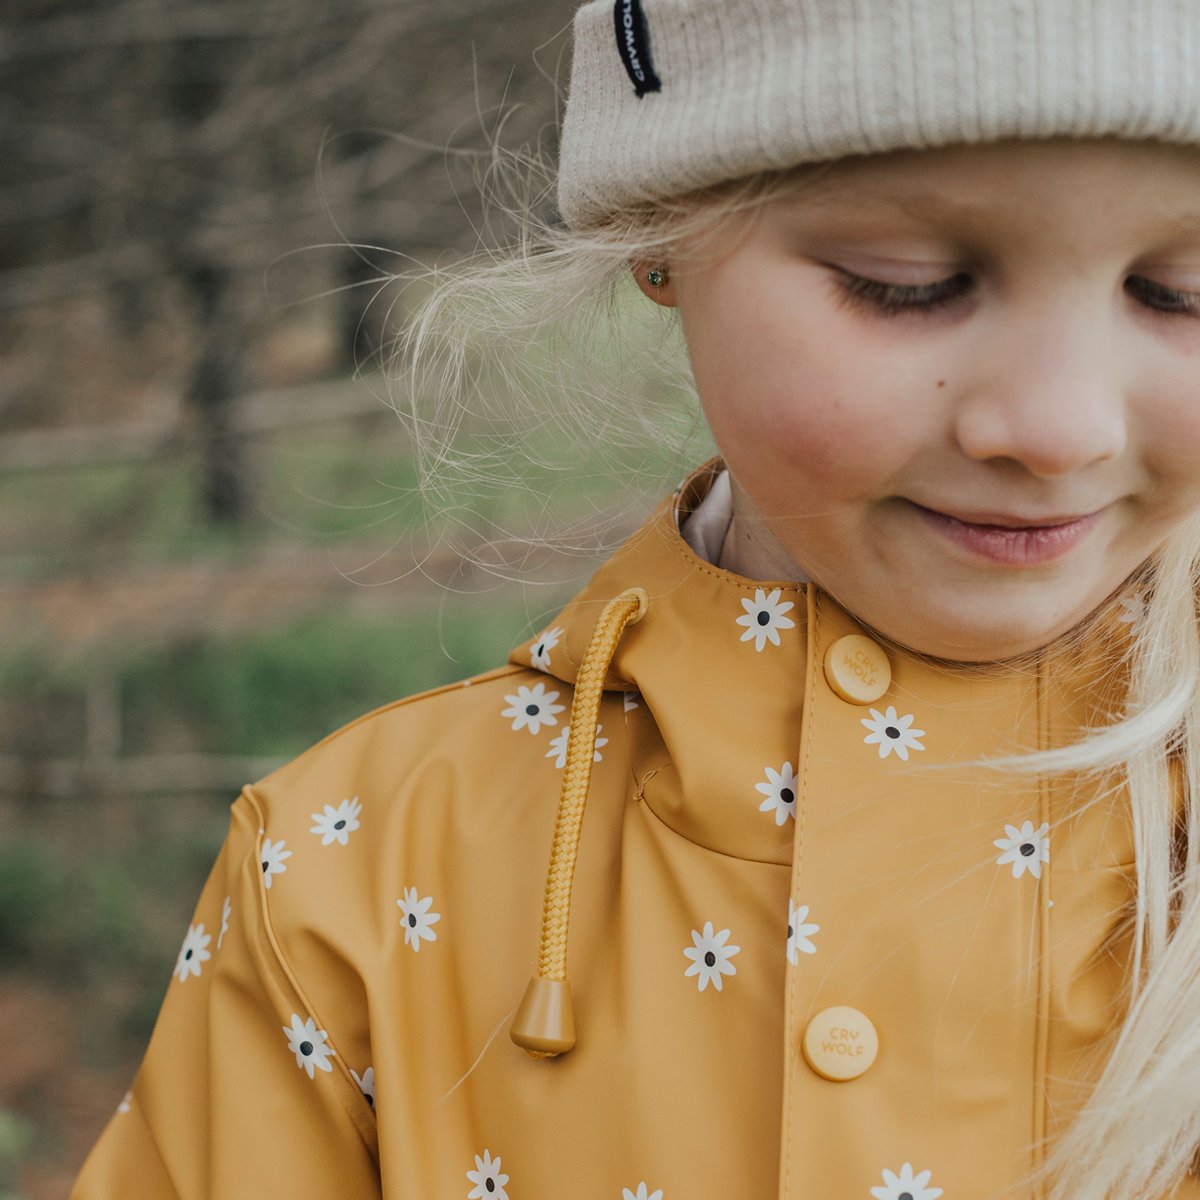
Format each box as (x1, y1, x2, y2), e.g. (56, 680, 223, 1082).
(641, 138, 1200, 662)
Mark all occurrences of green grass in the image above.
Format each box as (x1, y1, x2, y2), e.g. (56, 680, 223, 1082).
(0, 1107, 35, 1195)
(0, 415, 423, 578)
(1, 597, 553, 758)
(0, 415, 702, 582)
(118, 601, 537, 758)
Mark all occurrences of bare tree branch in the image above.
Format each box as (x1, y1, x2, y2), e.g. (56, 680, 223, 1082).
(0, 0, 418, 62)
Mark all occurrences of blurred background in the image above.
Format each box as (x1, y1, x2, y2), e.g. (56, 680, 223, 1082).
(0, 3, 706, 1193)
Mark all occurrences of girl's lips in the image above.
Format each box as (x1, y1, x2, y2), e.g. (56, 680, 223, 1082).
(909, 501, 1105, 566)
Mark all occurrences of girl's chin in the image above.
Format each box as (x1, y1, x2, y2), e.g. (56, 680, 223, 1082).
(861, 604, 1089, 664)
(819, 575, 1100, 663)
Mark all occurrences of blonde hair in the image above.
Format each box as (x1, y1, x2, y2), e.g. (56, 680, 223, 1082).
(381, 133, 1200, 1199)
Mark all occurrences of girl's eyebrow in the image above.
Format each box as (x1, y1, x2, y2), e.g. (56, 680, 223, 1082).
(798, 185, 989, 222)
(783, 187, 1038, 238)
(798, 185, 1200, 238)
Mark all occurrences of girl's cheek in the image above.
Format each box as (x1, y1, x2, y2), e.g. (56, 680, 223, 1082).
(1155, 392, 1200, 462)
(706, 378, 898, 521)
(1132, 387, 1200, 511)
(685, 278, 914, 492)
(733, 360, 900, 470)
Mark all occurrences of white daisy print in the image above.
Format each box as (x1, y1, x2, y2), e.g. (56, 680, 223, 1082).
(736, 587, 796, 651)
(467, 1149, 510, 1200)
(117, 1091, 132, 1114)
(351, 1065, 376, 1109)
(396, 886, 441, 950)
(1116, 588, 1148, 637)
(282, 1014, 336, 1079)
(683, 921, 741, 992)
(310, 796, 362, 846)
(173, 922, 212, 983)
(530, 626, 564, 671)
(546, 723, 608, 770)
(501, 681, 565, 735)
(756, 762, 797, 826)
(870, 1162, 943, 1200)
(861, 706, 926, 761)
(994, 820, 1050, 879)
(217, 895, 231, 949)
(623, 690, 639, 712)
(624, 1185, 664, 1200)
(786, 899, 820, 965)
(259, 836, 292, 888)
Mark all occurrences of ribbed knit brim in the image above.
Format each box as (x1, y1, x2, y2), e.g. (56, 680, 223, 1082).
(558, 0, 1200, 231)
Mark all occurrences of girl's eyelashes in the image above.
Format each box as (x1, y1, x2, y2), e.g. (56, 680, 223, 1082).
(828, 268, 970, 318)
(827, 266, 1200, 319)
(1126, 275, 1200, 317)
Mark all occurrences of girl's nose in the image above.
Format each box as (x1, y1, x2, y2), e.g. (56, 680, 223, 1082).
(951, 317, 1128, 477)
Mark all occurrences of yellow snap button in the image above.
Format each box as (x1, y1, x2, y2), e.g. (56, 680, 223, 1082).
(822, 635, 891, 704)
(802, 1005, 879, 1081)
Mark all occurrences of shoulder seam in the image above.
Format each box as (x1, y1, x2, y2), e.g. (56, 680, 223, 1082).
(257, 663, 527, 782)
(237, 786, 381, 1161)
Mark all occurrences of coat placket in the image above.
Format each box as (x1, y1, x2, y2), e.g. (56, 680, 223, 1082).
(779, 588, 1054, 1198)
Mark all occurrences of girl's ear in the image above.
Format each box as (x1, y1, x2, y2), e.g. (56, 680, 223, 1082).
(628, 259, 677, 307)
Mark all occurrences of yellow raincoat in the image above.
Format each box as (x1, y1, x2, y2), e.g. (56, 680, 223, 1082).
(74, 459, 1185, 1199)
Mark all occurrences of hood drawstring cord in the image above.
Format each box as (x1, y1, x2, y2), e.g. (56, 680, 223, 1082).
(510, 587, 649, 1058)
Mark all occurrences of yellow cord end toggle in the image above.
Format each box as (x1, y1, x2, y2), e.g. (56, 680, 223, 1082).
(510, 976, 576, 1058)
(624, 586, 649, 625)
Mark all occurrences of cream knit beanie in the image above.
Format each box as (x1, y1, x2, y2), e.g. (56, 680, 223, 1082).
(557, 0, 1200, 231)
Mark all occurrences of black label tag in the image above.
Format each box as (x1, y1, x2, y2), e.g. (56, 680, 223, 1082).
(613, 0, 661, 97)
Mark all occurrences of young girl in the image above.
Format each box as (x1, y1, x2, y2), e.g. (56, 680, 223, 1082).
(74, 2, 1200, 1197)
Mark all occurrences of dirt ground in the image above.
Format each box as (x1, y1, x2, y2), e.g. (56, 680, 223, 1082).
(3, 975, 135, 1197)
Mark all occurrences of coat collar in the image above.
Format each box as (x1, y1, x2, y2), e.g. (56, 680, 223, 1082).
(509, 458, 1138, 867)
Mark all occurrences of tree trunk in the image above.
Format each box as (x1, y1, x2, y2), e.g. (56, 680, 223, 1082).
(185, 263, 248, 526)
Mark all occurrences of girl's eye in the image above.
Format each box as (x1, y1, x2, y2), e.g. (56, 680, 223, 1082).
(1126, 275, 1200, 317)
(828, 268, 971, 317)
(829, 268, 1200, 319)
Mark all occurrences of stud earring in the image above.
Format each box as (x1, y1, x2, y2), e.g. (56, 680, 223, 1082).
(646, 266, 668, 287)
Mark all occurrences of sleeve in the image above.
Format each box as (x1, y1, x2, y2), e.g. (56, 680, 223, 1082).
(71, 790, 380, 1200)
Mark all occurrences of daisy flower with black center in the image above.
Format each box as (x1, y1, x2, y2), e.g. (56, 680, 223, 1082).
(735, 587, 796, 651)
(466, 1149, 510, 1200)
(500, 681, 565, 735)
(860, 705, 926, 761)
(683, 921, 741, 992)
(870, 1162, 943, 1200)
(786, 898, 820, 965)
(396, 886, 441, 950)
(623, 1185, 664, 1200)
(309, 796, 362, 846)
(545, 723, 608, 770)
(756, 762, 797, 825)
(994, 820, 1050, 879)
(259, 836, 292, 889)
(530, 626, 564, 671)
(351, 1066, 375, 1109)
(282, 1014, 336, 1079)
(173, 922, 212, 983)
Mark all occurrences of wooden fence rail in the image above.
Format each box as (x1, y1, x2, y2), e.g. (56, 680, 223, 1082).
(0, 751, 289, 798)
(0, 379, 393, 474)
